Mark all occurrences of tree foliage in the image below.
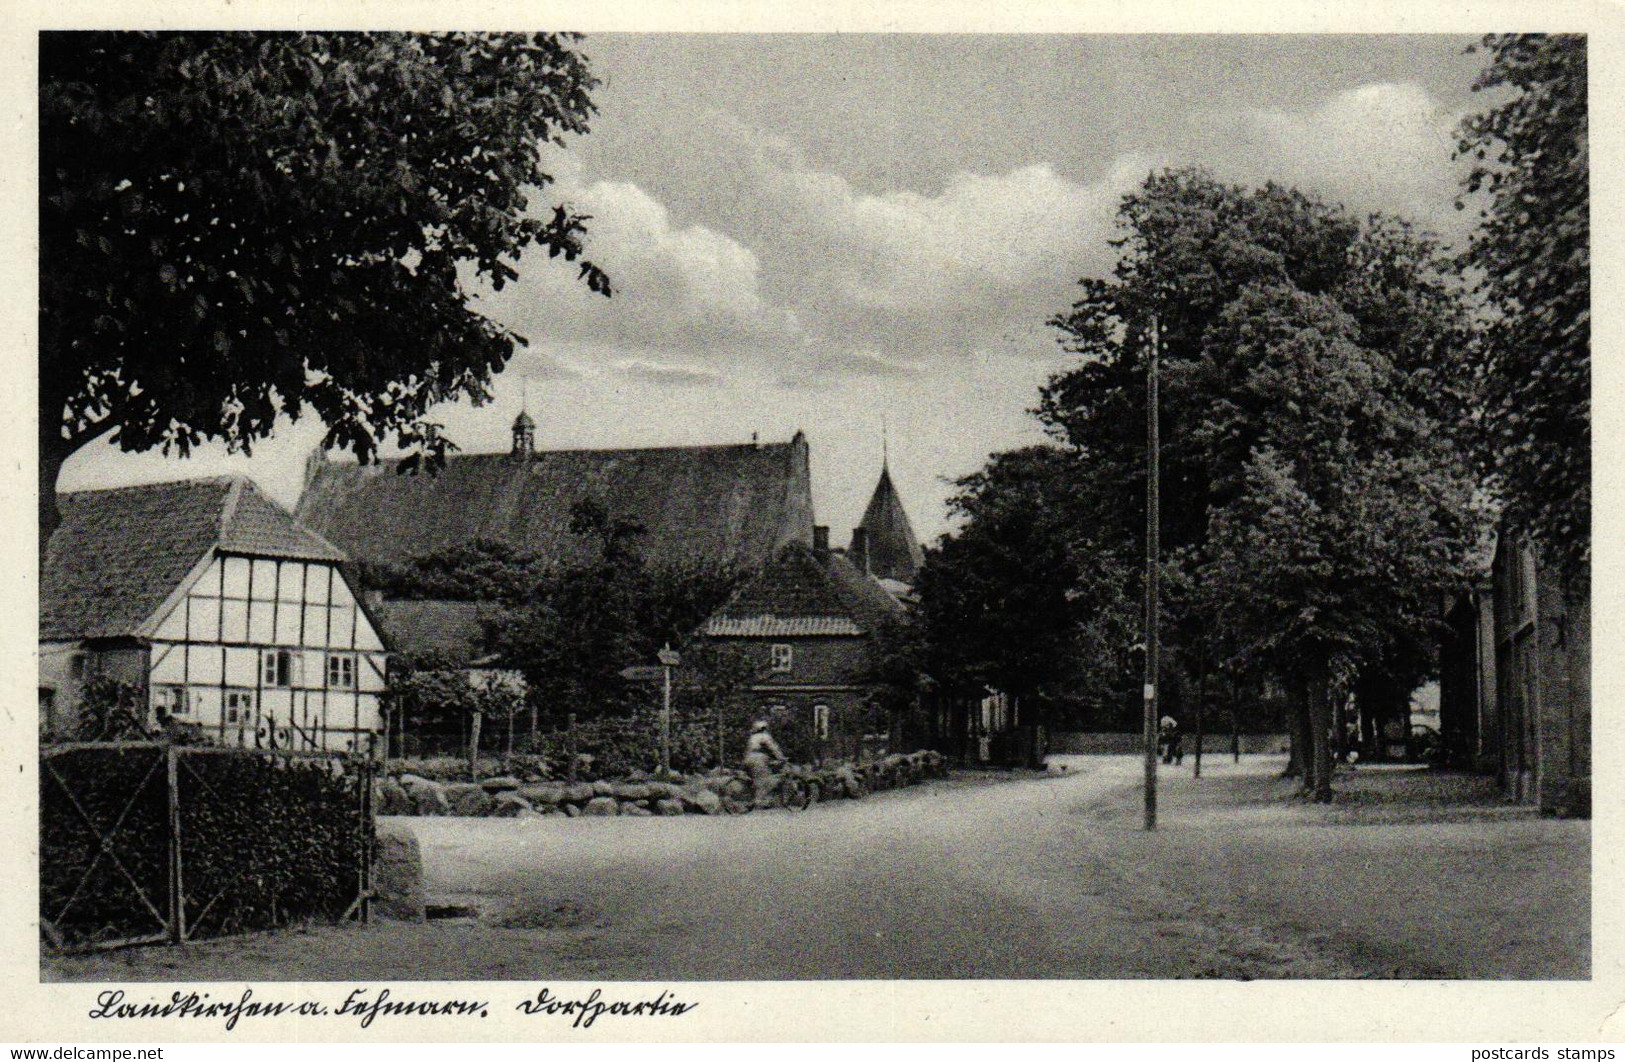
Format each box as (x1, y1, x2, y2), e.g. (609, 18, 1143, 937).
(1002, 169, 1482, 796)
(912, 445, 1140, 728)
(1457, 33, 1589, 575)
(39, 31, 611, 537)
(366, 500, 751, 719)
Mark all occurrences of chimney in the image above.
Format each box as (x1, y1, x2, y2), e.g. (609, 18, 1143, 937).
(850, 527, 869, 573)
(813, 525, 829, 556)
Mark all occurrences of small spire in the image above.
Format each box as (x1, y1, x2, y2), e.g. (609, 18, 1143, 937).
(881, 415, 889, 470)
(512, 406, 535, 457)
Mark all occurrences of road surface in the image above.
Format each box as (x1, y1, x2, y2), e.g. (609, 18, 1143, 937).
(44, 755, 1588, 981)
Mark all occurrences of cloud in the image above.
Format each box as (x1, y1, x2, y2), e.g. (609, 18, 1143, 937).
(477, 128, 1146, 390)
(471, 151, 801, 358)
(779, 348, 924, 389)
(613, 358, 727, 389)
(1196, 82, 1470, 239)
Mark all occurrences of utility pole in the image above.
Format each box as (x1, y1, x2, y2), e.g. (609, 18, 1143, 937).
(1143, 311, 1161, 832)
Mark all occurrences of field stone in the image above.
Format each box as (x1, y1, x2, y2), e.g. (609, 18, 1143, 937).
(591, 780, 619, 798)
(373, 820, 426, 922)
(679, 787, 722, 815)
(563, 783, 596, 804)
(404, 779, 449, 817)
(397, 773, 433, 790)
(374, 778, 411, 816)
(562, 802, 582, 818)
(444, 783, 495, 817)
(488, 792, 535, 818)
(622, 803, 653, 817)
(518, 783, 566, 806)
(613, 782, 652, 801)
(582, 796, 620, 817)
(479, 775, 523, 793)
(655, 798, 685, 816)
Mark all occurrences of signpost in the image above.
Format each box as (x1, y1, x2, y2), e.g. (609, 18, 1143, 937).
(625, 647, 684, 776)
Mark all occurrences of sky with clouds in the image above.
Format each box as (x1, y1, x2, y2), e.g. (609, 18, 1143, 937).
(61, 33, 1491, 545)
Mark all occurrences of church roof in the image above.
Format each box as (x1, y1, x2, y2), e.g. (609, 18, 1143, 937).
(43, 476, 344, 642)
(856, 465, 924, 583)
(295, 434, 813, 571)
(702, 541, 905, 639)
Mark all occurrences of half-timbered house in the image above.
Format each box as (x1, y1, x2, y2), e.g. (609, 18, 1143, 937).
(40, 476, 388, 753)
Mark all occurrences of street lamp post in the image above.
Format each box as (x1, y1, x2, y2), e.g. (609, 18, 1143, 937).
(1144, 311, 1161, 832)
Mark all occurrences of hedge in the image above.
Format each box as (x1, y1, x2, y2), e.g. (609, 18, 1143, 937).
(40, 743, 374, 951)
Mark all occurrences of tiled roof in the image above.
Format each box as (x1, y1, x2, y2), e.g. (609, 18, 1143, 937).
(704, 616, 863, 637)
(373, 599, 491, 665)
(296, 434, 814, 570)
(855, 464, 924, 583)
(220, 478, 346, 562)
(42, 476, 344, 642)
(703, 542, 906, 638)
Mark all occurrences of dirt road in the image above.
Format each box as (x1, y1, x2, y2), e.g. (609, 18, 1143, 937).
(44, 755, 1588, 981)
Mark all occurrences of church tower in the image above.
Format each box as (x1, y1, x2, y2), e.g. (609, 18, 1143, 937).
(851, 456, 924, 585)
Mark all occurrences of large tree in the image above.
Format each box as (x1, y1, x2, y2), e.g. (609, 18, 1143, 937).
(1457, 33, 1589, 577)
(1042, 170, 1480, 794)
(40, 32, 611, 540)
(912, 445, 1140, 727)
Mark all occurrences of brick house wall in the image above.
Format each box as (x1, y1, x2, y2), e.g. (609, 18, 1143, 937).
(739, 634, 885, 764)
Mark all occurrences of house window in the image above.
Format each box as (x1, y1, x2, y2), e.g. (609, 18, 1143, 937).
(152, 685, 189, 720)
(770, 644, 793, 673)
(261, 649, 296, 687)
(223, 689, 255, 726)
(813, 703, 830, 741)
(326, 652, 356, 690)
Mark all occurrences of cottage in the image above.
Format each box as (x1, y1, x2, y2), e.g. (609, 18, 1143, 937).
(40, 476, 388, 753)
(1438, 531, 1590, 815)
(702, 529, 907, 762)
(295, 418, 814, 571)
(371, 597, 528, 756)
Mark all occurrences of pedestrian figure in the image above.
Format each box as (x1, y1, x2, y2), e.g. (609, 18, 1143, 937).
(1159, 714, 1183, 765)
(744, 717, 785, 809)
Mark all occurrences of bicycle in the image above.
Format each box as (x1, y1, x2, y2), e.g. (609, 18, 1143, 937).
(720, 760, 812, 813)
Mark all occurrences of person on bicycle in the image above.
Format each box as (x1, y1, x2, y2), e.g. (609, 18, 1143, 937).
(744, 718, 786, 808)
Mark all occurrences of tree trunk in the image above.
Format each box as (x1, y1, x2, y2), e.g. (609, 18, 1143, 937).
(1231, 704, 1241, 763)
(1307, 656, 1334, 803)
(1193, 652, 1208, 778)
(467, 710, 483, 782)
(1285, 676, 1309, 782)
(39, 421, 78, 552)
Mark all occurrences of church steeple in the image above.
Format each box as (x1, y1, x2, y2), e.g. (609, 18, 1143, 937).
(852, 446, 923, 585)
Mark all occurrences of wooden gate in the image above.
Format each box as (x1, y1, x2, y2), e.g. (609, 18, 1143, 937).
(40, 741, 375, 953)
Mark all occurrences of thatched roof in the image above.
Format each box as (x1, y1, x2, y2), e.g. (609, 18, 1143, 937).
(296, 433, 814, 571)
